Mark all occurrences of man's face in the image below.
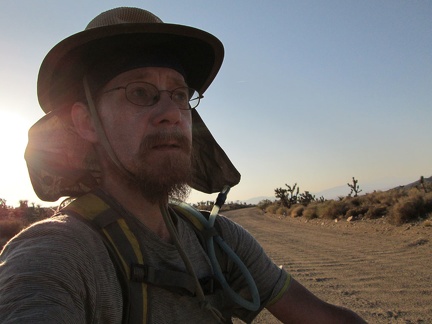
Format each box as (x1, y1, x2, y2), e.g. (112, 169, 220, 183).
(96, 67, 193, 201)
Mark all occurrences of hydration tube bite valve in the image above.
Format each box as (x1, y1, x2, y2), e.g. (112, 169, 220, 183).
(215, 186, 230, 208)
(209, 186, 230, 227)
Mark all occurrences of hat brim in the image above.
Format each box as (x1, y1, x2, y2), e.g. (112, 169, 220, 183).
(28, 22, 240, 201)
(38, 23, 224, 113)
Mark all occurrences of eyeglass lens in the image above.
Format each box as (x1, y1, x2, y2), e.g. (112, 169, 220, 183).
(125, 82, 200, 109)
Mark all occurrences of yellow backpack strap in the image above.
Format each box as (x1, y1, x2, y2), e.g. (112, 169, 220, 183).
(63, 191, 148, 324)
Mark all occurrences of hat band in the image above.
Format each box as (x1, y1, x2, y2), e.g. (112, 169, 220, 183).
(87, 49, 186, 95)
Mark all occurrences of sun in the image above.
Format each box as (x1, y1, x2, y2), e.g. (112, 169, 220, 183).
(0, 110, 36, 205)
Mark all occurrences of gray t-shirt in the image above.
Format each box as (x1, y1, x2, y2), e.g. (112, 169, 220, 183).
(0, 210, 290, 323)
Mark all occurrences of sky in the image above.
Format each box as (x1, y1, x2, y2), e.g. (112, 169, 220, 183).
(0, 0, 431, 207)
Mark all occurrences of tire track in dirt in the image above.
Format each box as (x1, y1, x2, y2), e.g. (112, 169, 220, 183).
(223, 208, 432, 323)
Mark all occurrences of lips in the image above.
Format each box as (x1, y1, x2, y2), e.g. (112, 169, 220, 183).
(152, 142, 182, 150)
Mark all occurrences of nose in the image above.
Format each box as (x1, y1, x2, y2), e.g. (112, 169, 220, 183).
(151, 93, 183, 126)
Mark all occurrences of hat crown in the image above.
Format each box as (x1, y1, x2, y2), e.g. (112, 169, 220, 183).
(86, 7, 163, 30)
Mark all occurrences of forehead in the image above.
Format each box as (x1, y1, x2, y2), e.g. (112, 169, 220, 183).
(106, 67, 187, 87)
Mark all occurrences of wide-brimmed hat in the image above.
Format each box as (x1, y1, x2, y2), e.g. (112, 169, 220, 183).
(25, 7, 240, 201)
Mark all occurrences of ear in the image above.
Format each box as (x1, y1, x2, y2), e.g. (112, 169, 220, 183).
(71, 102, 98, 143)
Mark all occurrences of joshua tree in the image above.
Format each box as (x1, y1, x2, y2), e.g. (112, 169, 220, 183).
(347, 177, 362, 197)
(275, 183, 299, 208)
(298, 191, 316, 206)
(419, 176, 428, 193)
(0, 198, 6, 209)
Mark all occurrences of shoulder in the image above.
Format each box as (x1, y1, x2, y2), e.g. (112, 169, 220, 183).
(0, 214, 113, 283)
(0, 214, 122, 323)
(213, 214, 255, 246)
(0, 214, 118, 291)
(2, 214, 105, 257)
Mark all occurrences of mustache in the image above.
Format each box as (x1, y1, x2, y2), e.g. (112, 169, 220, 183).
(139, 130, 192, 153)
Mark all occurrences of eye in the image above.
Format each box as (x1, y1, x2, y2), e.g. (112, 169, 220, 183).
(126, 83, 158, 106)
(172, 87, 190, 104)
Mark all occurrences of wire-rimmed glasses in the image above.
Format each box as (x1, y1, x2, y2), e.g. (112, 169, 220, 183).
(103, 82, 202, 110)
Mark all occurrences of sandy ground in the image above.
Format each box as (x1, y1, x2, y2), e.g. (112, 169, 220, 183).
(222, 207, 431, 323)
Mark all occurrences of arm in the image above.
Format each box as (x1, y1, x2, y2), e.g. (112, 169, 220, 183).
(267, 278, 366, 323)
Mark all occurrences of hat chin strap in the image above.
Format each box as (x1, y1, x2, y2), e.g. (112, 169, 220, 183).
(83, 76, 137, 184)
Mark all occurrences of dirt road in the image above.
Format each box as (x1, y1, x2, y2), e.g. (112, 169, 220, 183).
(223, 207, 431, 323)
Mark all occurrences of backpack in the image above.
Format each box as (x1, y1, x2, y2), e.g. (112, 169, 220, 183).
(62, 190, 260, 323)
(62, 189, 226, 323)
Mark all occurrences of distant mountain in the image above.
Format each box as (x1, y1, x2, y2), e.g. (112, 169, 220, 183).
(314, 176, 430, 200)
(388, 175, 432, 191)
(244, 196, 273, 205)
(244, 175, 431, 203)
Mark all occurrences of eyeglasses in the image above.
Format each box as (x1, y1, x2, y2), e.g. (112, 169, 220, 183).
(102, 82, 202, 110)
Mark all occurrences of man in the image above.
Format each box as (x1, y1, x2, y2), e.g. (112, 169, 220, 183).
(0, 7, 365, 323)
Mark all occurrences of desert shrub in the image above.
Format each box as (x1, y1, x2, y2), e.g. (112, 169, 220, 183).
(276, 206, 290, 216)
(423, 192, 432, 211)
(221, 202, 253, 211)
(366, 190, 401, 207)
(22, 207, 50, 225)
(385, 191, 404, 206)
(321, 200, 349, 219)
(303, 205, 318, 220)
(346, 196, 362, 207)
(0, 208, 9, 219)
(257, 199, 273, 211)
(364, 204, 388, 219)
(265, 204, 279, 214)
(389, 193, 425, 225)
(0, 218, 24, 249)
(195, 201, 213, 211)
(290, 205, 304, 218)
(346, 206, 369, 219)
(363, 192, 382, 205)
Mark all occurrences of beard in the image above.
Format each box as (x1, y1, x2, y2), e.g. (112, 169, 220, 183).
(126, 129, 192, 204)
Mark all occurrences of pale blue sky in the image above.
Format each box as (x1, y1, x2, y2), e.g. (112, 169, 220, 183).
(0, 0, 431, 206)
